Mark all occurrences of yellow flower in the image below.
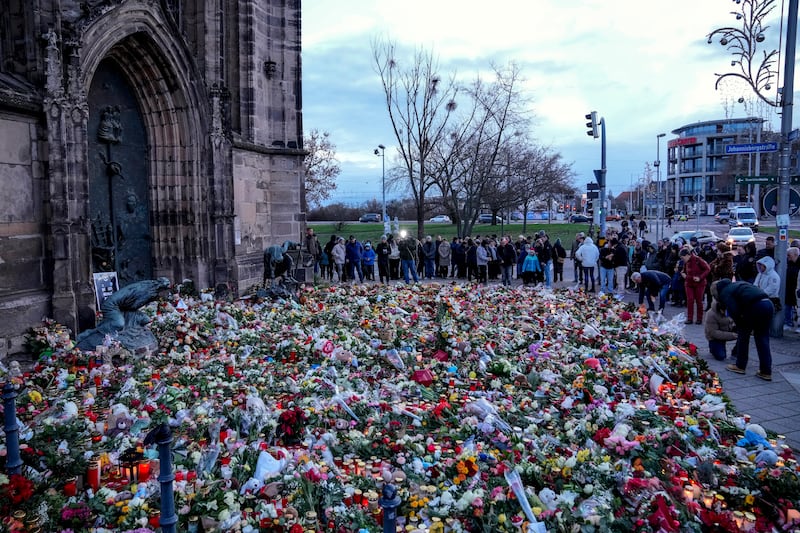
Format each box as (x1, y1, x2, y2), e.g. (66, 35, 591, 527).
(745, 494, 755, 506)
(28, 390, 42, 404)
(498, 513, 507, 524)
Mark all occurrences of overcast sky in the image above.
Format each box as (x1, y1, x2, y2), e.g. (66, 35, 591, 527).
(301, 0, 791, 206)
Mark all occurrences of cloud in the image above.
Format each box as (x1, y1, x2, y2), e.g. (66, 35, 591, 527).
(302, 0, 789, 204)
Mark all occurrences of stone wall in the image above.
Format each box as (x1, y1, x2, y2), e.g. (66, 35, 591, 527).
(0, 111, 51, 354)
(232, 146, 304, 289)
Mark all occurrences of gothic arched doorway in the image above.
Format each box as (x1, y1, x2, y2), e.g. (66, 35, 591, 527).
(87, 58, 152, 286)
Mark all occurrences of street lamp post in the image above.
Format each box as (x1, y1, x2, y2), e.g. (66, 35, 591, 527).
(654, 133, 666, 242)
(374, 144, 390, 236)
(707, 0, 798, 337)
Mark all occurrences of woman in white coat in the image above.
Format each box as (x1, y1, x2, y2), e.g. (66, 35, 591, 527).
(575, 237, 600, 292)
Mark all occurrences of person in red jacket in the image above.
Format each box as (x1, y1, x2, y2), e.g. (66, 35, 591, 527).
(680, 248, 711, 325)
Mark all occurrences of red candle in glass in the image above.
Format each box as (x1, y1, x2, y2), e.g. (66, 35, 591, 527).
(138, 461, 151, 482)
(87, 460, 101, 491)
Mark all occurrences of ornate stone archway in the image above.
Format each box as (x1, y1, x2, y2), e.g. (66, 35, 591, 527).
(45, 2, 235, 333)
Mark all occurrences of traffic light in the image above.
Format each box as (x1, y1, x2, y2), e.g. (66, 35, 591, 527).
(585, 111, 598, 138)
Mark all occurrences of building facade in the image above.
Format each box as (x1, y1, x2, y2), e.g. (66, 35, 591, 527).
(665, 117, 775, 216)
(0, 0, 305, 355)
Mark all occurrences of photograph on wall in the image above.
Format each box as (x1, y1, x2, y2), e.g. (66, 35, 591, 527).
(93, 271, 119, 309)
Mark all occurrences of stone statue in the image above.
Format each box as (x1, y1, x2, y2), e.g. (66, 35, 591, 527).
(97, 105, 122, 144)
(77, 277, 170, 353)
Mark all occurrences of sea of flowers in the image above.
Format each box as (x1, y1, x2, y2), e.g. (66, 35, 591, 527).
(1, 282, 800, 533)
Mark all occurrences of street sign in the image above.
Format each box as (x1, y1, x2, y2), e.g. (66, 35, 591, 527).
(724, 142, 779, 154)
(789, 128, 800, 142)
(735, 175, 777, 184)
(586, 182, 599, 191)
(587, 191, 599, 199)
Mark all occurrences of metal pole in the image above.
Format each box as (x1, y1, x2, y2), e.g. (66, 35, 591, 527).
(379, 483, 401, 533)
(656, 133, 666, 242)
(772, 0, 797, 337)
(599, 117, 607, 239)
(146, 424, 177, 533)
(377, 145, 390, 237)
(2, 383, 22, 475)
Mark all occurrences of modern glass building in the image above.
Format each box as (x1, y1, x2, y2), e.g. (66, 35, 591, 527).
(665, 117, 771, 215)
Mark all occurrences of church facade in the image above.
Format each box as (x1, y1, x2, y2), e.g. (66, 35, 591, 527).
(0, 0, 305, 355)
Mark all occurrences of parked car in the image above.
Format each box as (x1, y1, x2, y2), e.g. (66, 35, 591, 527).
(726, 227, 756, 247)
(569, 213, 591, 223)
(606, 213, 622, 221)
(677, 214, 691, 221)
(669, 230, 721, 246)
(358, 213, 381, 223)
(714, 210, 730, 224)
(478, 213, 501, 224)
(509, 212, 525, 221)
(429, 214, 451, 223)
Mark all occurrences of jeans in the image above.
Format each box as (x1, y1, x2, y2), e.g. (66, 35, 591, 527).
(708, 340, 728, 361)
(348, 260, 364, 282)
(543, 260, 552, 287)
(599, 267, 614, 293)
(733, 298, 774, 374)
(574, 260, 582, 282)
(642, 283, 671, 311)
(401, 259, 419, 283)
(501, 265, 513, 286)
(424, 257, 436, 279)
(785, 304, 796, 327)
(582, 266, 595, 291)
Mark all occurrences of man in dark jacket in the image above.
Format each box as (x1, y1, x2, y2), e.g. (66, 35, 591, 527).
(345, 236, 365, 283)
(713, 278, 774, 381)
(398, 235, 420, 284)
(497, 237, 517, 287)
(421, 236, 437, 279)
(632, 270, 671, 312)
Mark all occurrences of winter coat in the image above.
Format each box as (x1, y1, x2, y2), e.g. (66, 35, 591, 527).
(636, 270, 671, 306)
(754, 256, 780, 298)
(438, 241, 452, 265)
(497, 243, 517, 266)
(575, 237, 599, 268)
(476, 245, 489, 267)
(362, 247, 376, 266)
(345, 240, 364, 262)
(376, 241, 391, 264)
(704, 301, 738, 342)
(521, 253, 542, 273)
(713, 279, 770, 324)
(331, 243, 346, 265)
(683, 254, 711, 288)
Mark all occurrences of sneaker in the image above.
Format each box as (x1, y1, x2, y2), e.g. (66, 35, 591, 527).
(726, 364, 746, 374)
(756, 372, 772, 381)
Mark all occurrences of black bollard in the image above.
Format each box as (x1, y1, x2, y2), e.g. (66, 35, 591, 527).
(145, 423, 177, 533)
(378, 483, 401, 533)
(2, 383, 22, 475)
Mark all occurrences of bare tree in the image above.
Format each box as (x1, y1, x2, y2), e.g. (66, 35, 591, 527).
(303, 129, 341, 209)
(373, 38, 458, 238)
(427, 63, 530, 237)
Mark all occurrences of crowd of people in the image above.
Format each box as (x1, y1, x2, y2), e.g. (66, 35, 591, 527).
(302, 225, 800, 381)
(301, 228, 572, 288)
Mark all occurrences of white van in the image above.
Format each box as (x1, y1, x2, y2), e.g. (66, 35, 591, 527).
(728, 207, 759, 232)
